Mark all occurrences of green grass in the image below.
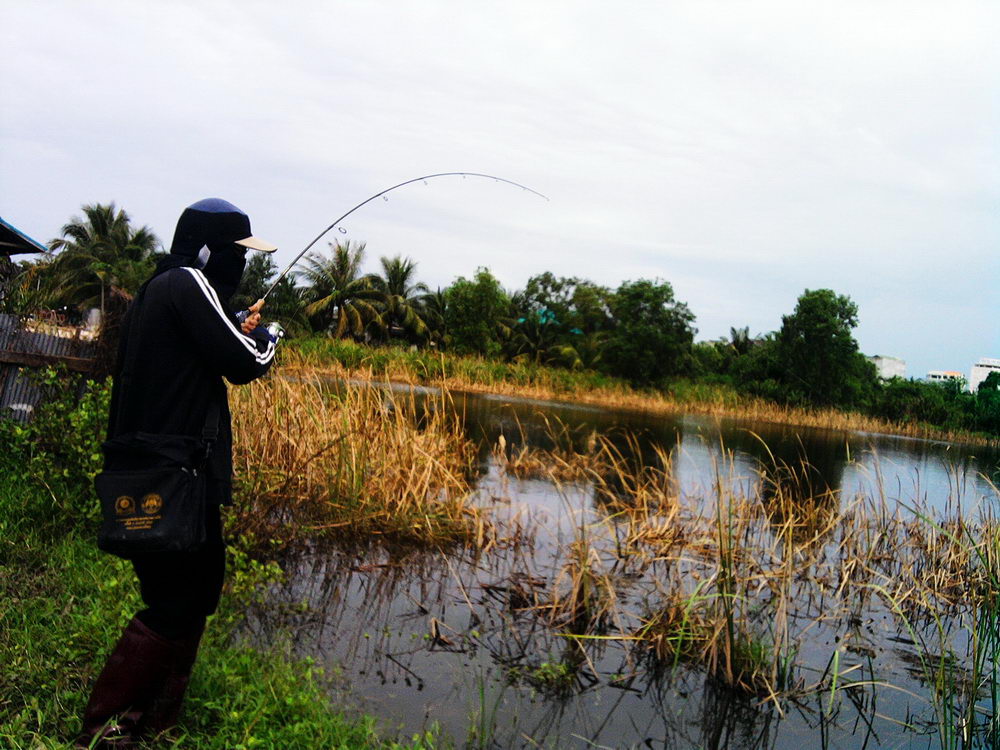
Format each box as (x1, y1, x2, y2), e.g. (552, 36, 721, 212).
(505, 658, 579, 699)
(0, 478, 439, 749)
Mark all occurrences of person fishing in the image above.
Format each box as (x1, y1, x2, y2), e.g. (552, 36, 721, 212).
(77, 198, 280, 748)
(76, 174, 543, 747)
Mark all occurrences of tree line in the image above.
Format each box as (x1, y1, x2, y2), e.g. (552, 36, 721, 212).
(2, 202, 997, 437)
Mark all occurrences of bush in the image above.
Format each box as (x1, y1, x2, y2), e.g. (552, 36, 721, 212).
(602, 279, 695, 385)
(0, 369, 110, 532)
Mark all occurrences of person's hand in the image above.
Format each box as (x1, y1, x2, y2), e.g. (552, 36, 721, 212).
(241, 298, 265, 334)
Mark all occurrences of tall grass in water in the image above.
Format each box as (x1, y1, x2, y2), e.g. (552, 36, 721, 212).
(622, 449, 801, 698)
(873, 494, 999, 749)
(494, 424, 998, 740)
(640, 476, 996, 736)
(229, 375, 491, 548)
(497, 431, 797, 696)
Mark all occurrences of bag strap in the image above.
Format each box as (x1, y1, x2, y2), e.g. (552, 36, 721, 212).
(200, 401, 220, 466)
(113, 284, 150, 435)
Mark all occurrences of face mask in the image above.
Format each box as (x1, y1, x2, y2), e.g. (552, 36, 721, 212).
(201, 244, 247, 304)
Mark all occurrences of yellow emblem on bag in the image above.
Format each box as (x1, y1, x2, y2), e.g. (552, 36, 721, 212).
(142, 493, 163, 515)
(115, 496, 134, 515)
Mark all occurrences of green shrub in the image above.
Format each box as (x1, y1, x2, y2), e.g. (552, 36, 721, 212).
(0, 369, 110, 534)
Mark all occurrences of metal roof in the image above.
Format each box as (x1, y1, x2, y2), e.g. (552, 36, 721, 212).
(0, 216, 48, 256)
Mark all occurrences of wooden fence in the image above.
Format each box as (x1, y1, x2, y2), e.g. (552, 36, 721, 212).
(0, 314, 97, 421)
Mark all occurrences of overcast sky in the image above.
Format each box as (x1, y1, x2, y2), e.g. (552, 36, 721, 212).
(2, 1, 997, 378)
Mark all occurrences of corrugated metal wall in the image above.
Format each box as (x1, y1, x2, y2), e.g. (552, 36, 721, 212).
(0, 314, 97, 422)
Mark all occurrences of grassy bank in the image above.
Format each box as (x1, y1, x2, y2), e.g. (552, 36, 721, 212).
(0, 377, 438, 749)
(0, 504, 436, 748)
(284, 338, 998, 447)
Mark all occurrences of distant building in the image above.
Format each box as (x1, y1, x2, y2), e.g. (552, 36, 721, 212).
(926, 370, 963, 385)
(969, 358, 1000, 392)
(868, 355, 906, 380)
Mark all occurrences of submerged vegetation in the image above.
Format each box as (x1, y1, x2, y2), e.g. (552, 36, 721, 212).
(487, 427, 999, 745)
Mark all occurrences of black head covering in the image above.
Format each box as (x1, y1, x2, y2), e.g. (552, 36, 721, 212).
(155, 198, 255, 303)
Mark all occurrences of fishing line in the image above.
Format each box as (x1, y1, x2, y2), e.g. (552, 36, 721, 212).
(262, 172, 548, 300)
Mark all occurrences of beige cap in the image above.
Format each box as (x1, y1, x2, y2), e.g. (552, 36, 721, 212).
(235, 235, 278, 253)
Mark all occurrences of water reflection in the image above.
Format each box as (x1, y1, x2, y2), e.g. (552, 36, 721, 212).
(246, 525, 988, 748)
(446, 390, 998, 517)
(347, 380, 998, 517)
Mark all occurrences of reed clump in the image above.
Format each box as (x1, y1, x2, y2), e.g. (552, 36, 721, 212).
(587, 436, 676, 514)
(229, 375, 490, 548)
(499, 442, 596, 484)
(631, 487, 997, 699)
(542, 535, 619, 634)
(496, 425, 608, 484)
(497, 426, 678, 515)
(638, 590, 713, 664)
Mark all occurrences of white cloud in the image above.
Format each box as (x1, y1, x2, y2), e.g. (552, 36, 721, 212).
(1, 0, 996, 377)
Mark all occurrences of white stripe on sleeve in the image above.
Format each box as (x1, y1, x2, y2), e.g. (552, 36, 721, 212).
(181, 267, 276, 365)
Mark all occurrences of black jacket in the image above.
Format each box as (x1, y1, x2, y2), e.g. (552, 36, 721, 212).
(106, 265, 276, 504)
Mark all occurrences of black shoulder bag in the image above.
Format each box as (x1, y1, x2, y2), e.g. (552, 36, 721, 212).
(94, 286, 217, 558)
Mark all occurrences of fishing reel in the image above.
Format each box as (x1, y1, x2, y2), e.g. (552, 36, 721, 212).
(265, 321, 285, 341)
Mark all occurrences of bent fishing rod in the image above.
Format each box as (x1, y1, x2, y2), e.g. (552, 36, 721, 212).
(260, 172, 548, 302)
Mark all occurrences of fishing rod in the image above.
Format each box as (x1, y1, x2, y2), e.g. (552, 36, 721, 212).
(260, 172, 548, 301)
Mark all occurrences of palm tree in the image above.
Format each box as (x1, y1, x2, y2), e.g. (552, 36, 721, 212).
(300, 240, 386, 337)
(557, 331, 607, 371)
(374, 255, 429, 340)
(729, 326, 752, 356)
(0, 257, 61, 317)
(420, 287, 449, 347)
(47, 203, 160, 318)
(232, 252, 309, 335)
(507, 312, 555, 364)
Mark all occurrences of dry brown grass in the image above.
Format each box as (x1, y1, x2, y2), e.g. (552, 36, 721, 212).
(283, 347, 997, 447)
(495, 422, 607, 484)
(495, 422, 679, 514)
(542, 534, 621, 634)
(229, 374, 493, 548)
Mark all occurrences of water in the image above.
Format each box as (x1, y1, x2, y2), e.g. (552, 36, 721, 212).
(451, 389, 998, 516)
(244, 385, 999, 749)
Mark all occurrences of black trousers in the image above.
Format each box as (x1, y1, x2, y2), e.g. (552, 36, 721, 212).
(131, 502, 225, 640)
